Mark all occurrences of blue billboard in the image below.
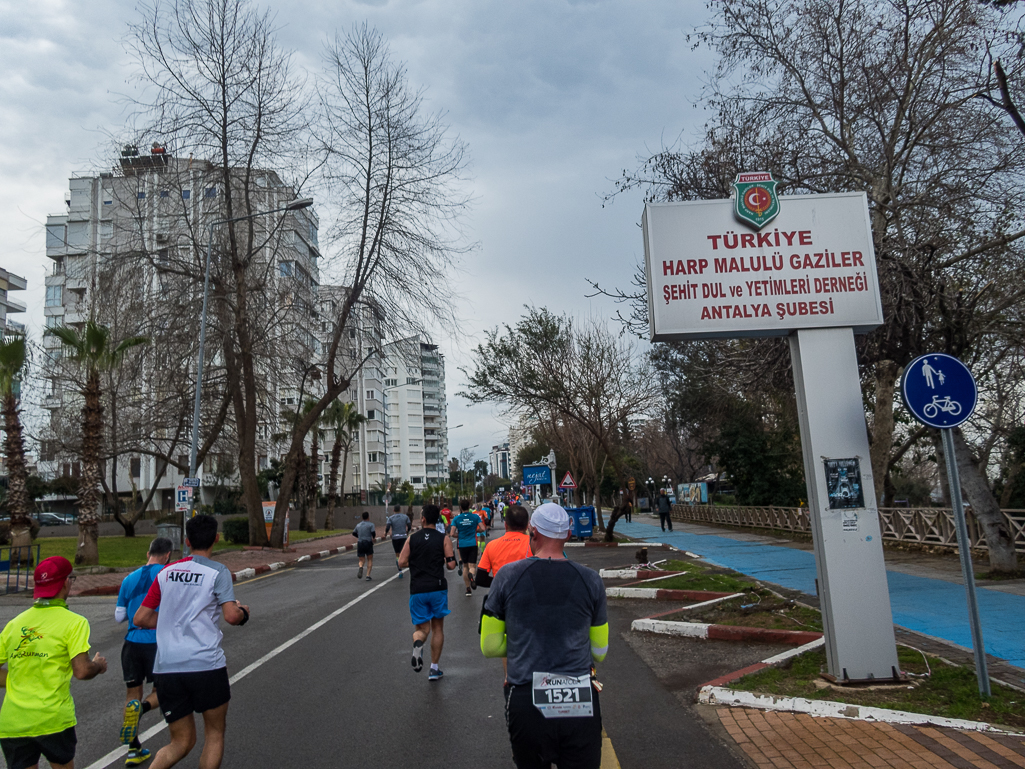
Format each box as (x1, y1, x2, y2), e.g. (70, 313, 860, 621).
(522, 465, 552, 486)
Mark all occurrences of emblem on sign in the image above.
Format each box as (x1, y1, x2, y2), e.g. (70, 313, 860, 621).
(732, 172, 780, 230)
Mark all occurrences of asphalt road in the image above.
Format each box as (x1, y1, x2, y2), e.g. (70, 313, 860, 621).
(0, 529, 756, 768)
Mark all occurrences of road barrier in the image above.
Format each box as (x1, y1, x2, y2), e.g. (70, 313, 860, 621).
(671, 504, 1025, 554)
(0, 545, 40, 594)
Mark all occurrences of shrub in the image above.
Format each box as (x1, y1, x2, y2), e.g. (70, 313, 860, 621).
(222, 517, 249, 545)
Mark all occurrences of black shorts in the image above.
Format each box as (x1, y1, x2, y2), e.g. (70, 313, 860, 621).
(357, 540, 374, 557)
(504, 682, 602, 769)
(1, 726, 76, 769)
(391, 537, 406, 554)
(121, 640, 157, 687)
(153, 668, 231, 723)
(458, 546, 478, 565)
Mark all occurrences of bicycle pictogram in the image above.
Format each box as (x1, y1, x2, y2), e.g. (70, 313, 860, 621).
(922, 395, 961, 419)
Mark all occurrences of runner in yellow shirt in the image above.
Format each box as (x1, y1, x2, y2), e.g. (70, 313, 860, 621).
(0, 556, 107, 769)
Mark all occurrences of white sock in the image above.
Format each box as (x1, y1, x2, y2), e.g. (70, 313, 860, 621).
(430, 663, 439, 671)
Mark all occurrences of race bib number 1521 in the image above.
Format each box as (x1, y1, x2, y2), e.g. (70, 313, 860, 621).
(531, 672, 594, 719)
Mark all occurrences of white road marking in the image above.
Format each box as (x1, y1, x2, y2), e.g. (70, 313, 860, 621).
(81, 571, 401, 769)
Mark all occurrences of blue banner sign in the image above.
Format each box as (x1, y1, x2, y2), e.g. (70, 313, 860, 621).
(522, 465, 552, 486)
(901, 353, 977, 429)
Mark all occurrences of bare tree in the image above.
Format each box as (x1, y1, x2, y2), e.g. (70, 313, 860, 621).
(265, 25, 471, 545)
(462, 309, 655, 540)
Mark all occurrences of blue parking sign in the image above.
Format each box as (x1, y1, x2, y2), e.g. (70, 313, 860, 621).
(900, 353, 977, 429)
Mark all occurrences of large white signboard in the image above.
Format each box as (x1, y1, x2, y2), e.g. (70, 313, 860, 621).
(642, 192, 883, 341)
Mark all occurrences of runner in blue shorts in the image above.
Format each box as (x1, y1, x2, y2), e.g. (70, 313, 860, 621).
(398, 504, 456, 682)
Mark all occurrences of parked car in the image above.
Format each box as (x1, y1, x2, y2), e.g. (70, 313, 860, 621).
(37, 513, 72, 526)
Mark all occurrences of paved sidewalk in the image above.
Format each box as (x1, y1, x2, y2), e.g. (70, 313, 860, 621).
(617, 517, 1025, 669)
(67, 529, 388, 597)
(718, 708, 1025, 768)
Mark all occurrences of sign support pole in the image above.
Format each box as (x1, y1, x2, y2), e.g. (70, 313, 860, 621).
(939, 428, 991, 697)
(790, 327, 899, 681)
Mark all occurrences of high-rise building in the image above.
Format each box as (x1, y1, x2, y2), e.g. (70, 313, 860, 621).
(489, 442, 511, 480)
(41, 147, 320, 511)
(0, 269, 27, 336)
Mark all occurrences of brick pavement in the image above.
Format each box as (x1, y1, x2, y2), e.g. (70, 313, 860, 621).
(67, 529, 381, 597)
(718, 708, 1025, 768)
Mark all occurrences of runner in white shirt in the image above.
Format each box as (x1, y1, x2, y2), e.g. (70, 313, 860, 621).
(134, 514, 249, 769)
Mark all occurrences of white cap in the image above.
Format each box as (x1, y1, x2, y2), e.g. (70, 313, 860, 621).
(530, 503, 571, 538)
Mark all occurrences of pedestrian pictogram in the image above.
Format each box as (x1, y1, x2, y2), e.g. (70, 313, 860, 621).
(559, 472, 577, 489)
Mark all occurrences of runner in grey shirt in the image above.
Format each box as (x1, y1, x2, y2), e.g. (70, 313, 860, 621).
(385, 505, 413, 579)
(354, 512, 376, 580)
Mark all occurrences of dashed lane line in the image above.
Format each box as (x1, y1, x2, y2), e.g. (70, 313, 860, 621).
(81, 570, 401, 769)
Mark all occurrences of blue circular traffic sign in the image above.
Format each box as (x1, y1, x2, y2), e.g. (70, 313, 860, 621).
(901, 353, 977, 429)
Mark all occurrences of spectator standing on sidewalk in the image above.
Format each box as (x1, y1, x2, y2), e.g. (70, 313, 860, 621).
(481, 503, 609, 769)
(116, 536, 174, 766)
(134, 514, 250, 769)
(656, 489, 673, 532)
(399, 504, 456, 682)
(0, 556, 108, 769)
(354, 512, 376, 580)
(385, 505, 412, 579)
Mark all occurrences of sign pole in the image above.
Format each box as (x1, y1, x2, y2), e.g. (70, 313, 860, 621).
(939, 427, 991, 697)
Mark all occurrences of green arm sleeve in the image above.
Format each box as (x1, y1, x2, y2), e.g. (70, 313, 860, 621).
(589, 623, 609, 662)
(480, 614, 507, 658)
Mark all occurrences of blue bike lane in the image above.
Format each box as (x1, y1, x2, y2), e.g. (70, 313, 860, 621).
(616, 519, 1025, 669)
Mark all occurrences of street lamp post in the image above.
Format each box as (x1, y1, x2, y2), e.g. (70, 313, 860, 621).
(662, 475, 672, 496)
(185, 197, 314, 544)
(647, 476, 654, 512)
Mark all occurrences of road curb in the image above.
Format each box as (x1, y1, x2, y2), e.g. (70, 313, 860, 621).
(631, 617, 822, 646)
(599, 569, 685, 579)
(230, 535, 388, 582)
(607, 587, 735, 601)
(697, 684, 1016, 733)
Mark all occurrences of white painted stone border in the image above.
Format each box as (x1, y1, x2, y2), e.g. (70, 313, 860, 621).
(607, 587, 661, 599)
(632, 618, 712, 637)
(762, 637, 825, 664)
(600, 569, 640, 578)
(697, 685, 1016, 733)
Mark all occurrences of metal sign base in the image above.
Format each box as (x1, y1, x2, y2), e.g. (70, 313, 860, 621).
(790, 327, 899, 680)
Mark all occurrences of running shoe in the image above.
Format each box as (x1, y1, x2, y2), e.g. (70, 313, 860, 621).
(412, 641, 424, 672)
(366, 575, 372, 580)
(469, 573, 477, 590)
(428, 667, 444, 681)
(465, 588, 472, 596)
(457, 562, 462, 576)
(120, 700, 141, 745)
(357, 566, 363, 579)
(398, 570, 404, 579)
(125, 748, 151, 766)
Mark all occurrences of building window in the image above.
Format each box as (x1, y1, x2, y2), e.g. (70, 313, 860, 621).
(412, 477, 423, 485)
(45, 315, 60, 329)
(205, 187, 217, 198)
(101, 222, 113, 240)
(178, 455, 187, 470)
(279, 261, 293, 277)
(406, 377, 419, 385)
(130, 458, 141, 478)
(45, 224, 66, 249)
(366, 390, 375, 400)
(368, 452, 379, 463)
(160, 190, 169, 198)
(182, 189, 191, 200)
(103, 199, 113, 206)
(45, 286, 62, 307)
(366, 409, 376, 420)
(137, 191, 146, 199)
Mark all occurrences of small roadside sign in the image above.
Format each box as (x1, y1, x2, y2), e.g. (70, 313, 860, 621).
(175, 485, 193, 513)
(901, 353, 977, 429)
(183, 477, 201, 488)
(560, 471, 577, 489)
(628, 477, 636, 490)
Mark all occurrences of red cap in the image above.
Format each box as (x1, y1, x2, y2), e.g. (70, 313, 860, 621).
(34, 556, 73, 598)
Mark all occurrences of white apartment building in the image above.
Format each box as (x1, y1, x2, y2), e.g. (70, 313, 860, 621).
(489, 442, 511, 480)
(0, 269, 27, 336)
(41, 148, 320, 511)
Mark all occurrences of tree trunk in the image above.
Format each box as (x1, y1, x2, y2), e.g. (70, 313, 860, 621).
(951, 429, 1018, 574)
(2, 393, 30, 531)
(298, 446, 311, 533)
(76, 371, 104, 566)
(604, 506, 624, 542)
(869, 361, 899, 504)
(592, 489, 606, 534)
(325, 440, 343, 531)
(306, 430, 319, 533)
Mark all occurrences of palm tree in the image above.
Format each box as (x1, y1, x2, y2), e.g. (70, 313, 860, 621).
(46, 322, 148, 565)
(323, 400, 364, 530)
(0, 335, 32, 553)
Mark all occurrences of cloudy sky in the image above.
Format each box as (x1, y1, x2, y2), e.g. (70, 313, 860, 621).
(0, 0, 713, 466)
